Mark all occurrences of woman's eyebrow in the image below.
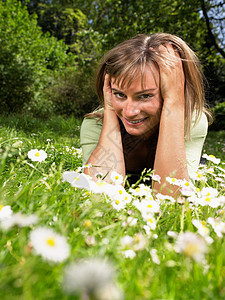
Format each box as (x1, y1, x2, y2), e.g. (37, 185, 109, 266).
(111, 88, 157, 94)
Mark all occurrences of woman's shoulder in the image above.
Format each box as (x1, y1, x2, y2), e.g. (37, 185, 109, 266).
(190, 111, 208, 138)
(80, 108, 104, 143)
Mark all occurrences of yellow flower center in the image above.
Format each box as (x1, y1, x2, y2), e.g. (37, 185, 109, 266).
(148, 218, 153, 223)
(201, 221, 206, 225)
(0, 205, 4, 211)
(185, 244, 200, 257)
(205, 197, 211, 202)
(147, 204, 152, 208)
(185, 182, 190, 186)
(206, 192, 211, 197)
(125, 196, 128, 201)
(35, 152, 40, 157)
(115, 200, 120, 205)
(209, 155, 215, 158)
(196, 188, 200, 192)
(197, 174, 202, 178)
(135, 187, 140, 192)
(84, 220, 92, 228)
(172, 178, 176, 182)
(115, 176, 119, 180)
(46, 238, 55, 247)
(119, 190, 123, 195)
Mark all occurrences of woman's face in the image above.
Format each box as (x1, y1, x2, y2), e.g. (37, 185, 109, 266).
(111, 65, 162, 138)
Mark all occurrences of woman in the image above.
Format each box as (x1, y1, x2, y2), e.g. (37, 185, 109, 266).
(80, 33, 212, 195)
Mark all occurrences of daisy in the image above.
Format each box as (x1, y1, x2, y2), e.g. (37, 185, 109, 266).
(175, 231, 207, 262)
(28, 149, 47, 162)
(192, 219, 213, 244)
(123, 249, 136, 259)
(150, 249, 160, 265)
(166, 177, 183, 186)
(63, 171, 91, 190)
(1, 212, 38, 230)
(63, 258, 122, 300)
(0, 205, 12, 221)
(29, 227, 70, 263)
(110, 171, 124, 185)
(202, 154, 221, 164)
(207, 217, 225, 238)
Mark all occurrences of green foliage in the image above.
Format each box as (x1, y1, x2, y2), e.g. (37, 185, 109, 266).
(0, 0, 72, 114)
(209, 101, 225, 131)
(45, 67, 99, 117)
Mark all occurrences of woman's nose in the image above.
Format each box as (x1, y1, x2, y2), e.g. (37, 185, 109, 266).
(124, 99, 140, 117)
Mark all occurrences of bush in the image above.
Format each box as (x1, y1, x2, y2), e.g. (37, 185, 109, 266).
(45, 67, 99, 117)
(209, 101, 225, 131)
(0, 0, 72, 114)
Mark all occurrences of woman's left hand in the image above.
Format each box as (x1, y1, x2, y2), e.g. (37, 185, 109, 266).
(158, 44, 185, 108)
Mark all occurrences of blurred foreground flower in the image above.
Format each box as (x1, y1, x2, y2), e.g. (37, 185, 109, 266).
(175, 232, 207, 262)
(28, 149, 47, 162)
(63, 258, 123, 300)
(0, 205, 12, 221)
(30, 227, 70, 263)
(1, 212, 38, 230)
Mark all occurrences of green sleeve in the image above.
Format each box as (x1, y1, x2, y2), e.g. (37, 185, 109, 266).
(185, 113, 208, 181)
(80, 117, 103, 165)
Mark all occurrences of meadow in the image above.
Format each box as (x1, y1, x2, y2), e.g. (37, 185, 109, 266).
(0, 114, 225, 300)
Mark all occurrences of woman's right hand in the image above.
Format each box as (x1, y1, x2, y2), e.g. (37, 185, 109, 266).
(103, 74, 114, 110)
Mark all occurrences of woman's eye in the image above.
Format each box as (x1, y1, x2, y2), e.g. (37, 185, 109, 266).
(139, 94, 153, 100)
(114, 92, 126, 99)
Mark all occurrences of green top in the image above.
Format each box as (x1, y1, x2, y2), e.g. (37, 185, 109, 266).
(80, 111, 208, 181)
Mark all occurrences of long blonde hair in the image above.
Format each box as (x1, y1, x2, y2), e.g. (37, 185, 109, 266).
(88, 33, 212, 138)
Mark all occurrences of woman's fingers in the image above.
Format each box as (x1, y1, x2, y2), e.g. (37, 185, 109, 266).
(158, 43, 185, 106)
(103, 74, 114, 110)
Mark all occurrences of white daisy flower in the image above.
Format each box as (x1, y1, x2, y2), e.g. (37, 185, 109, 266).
(150, 249, 160, 264)
(202, 154, 221, 164)
(0, 205, 12, 221)
(123, 249, 136, 259)
(63, 258, 122, 300)
(28, 149, 47, 162)
(207, 217, 225, 238)
(192, 219, 213, 244)
(63, 171, 91, 190)
(110, 171, 124, 185)
(30, 227, 70, 263)
(1, 212, 38, 230)
(175, 232, 207, 262)
(166, 177, 183, 186)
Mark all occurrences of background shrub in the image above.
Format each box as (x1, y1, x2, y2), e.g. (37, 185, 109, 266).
(209, 101, 225, 131)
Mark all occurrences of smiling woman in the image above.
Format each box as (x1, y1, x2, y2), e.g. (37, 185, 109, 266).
(80, 33, 212, 195)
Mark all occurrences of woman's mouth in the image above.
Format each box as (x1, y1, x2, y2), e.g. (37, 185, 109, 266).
(124, 117, 148, 126)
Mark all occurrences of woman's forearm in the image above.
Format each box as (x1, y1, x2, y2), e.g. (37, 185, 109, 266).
(84, 109, 125, 180)
(153, 103, 189, 195)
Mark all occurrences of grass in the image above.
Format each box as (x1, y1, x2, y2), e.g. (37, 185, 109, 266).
(0, 114, 225, 300)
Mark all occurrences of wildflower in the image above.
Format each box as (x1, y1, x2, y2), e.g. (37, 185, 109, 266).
(175, 231, 207, 262)
(202, 154, 221, 164)
(192, 219, 213, 244)
(28, 149, 47, 162)
(127, 216, 138, 226)
(133, 233, 147, 251)
(110, 171, 124, 185)
(156, 193, 176, 203)
(129, 184, 151, 197)
(133, 198, 160, 215)
(63, 258, 122, 300)
(180, 186, 195, 197)
(1, 213, 38, 230)
(166, 177, 183, 186)
(62, 171, 91, 190)
(29, 227, 70, 263)
(0, 205, 12, 221)
(192, 170, 207, 181)
(85, 235, 96, 246)
(123, 249, 136, 259)
(207, 217, 225, 238)
(150, 249, 160, 264)
(151, 173, 161, 183)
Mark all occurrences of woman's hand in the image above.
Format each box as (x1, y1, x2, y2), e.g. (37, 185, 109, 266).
(158, 44, 185, 108)
(103, 74, 114, 110)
